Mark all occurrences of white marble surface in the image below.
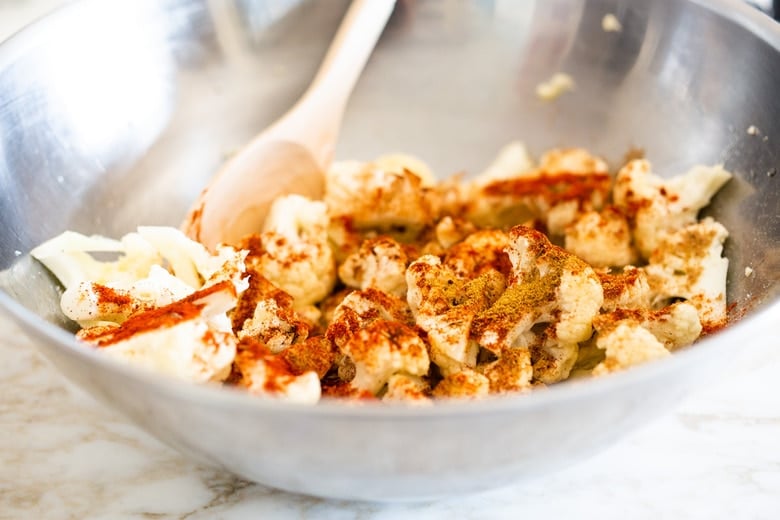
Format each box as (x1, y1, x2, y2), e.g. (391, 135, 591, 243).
(2, 1, 780, 518)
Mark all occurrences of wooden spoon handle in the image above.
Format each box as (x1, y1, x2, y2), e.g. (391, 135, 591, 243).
(266, 0, 396, 167)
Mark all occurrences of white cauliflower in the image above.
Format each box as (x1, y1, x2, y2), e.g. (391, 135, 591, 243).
(341, 320, 430, 395)
(526, 324, 579, 384)
(77, 281, 240, 383)
(338, 236, 409, 297)
(643, 218, 730, 329)
(472, 226, 603, 354)
(32, 227, 248, 292)
(325, 288, 413, 350)
(472, 141, 535, 187)
(31, 230, 158, 289)
(34, 227, 248, 332)
(477, 346, 534, 392)
(239, 299, 309, 352)
(592, 323, 670, 375)
(233, 339, 321, 404)
(597, 267, 652, 312)
(60, 265, 193, 327)
(443, 229, 510, 279)
(565, 206, 639, 268)
(467, 147, 610, 233)
(136, 226, 248, 292)
(382, 374, 432, 405)
(593, 302, 702, 351)
(374, 153, 437, 187)
(249, 194, 336, 307)
(406, 255, 505, 375)
(434, 216, 477, 249)
(325, 159, 437, 241)
(432, 369, 490, 398)
(230, 271, 312, 353)
(613, 159, 732, 259)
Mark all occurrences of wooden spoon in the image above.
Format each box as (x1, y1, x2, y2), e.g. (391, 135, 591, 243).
(182, 0, 396, 249)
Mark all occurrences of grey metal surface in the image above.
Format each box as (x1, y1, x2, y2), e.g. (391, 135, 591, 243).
(0, 0, 777, 501)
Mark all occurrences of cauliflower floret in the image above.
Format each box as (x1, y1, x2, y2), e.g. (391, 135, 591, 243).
(613, 159, 732, 259)
(598, 267, 651, 312)
(406, 255, 506, 375)
(526, 324, 579, 384)
(443, 229, 511, 279)
(432, 369, 490, 398)
(593, 302, 702, 351)
(467, 148, 610, 233)
(341, 320, 430, 395)
(434, 216, 477, 249)
(44, 226, 249, 333)
(233, 338, 321, 404)
(230, 269, 312, 352)
(239, 299, 310, 352)
(277, 337, 336, 379)
(643, 218, 729, 329)
(477, 346, 534, 392)
(325, 288, 413, 350)
(382, 374, 432, 405)
(241, 195, 335, 307)
(472, 226, 603, 353)
(325, 159, 437, 241)
(60, 265, 194, 327)
(32, 227, 249, 300)
(592, 322, 670, 375)
(565, 206, 639, 268)
(472, 141, 535, 187)
(30, 230, 157, 289)
(136, 226, 248, 292)
(374, 153, 437, 187)
(77, 281, 240, 382)
(338, 236, 409, 297)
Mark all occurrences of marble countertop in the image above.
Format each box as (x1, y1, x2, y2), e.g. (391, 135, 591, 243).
(2, 1, 780, 518)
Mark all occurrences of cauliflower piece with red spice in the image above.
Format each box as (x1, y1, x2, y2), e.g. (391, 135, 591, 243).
(526, 324, 579, 384)
(472, 226, 603, 354)
(642, 218, 729, 330)
(406, 255, 506, 375)
(382, 374, 432, 405)
(593, 302, 702, 351)
(340, 320, 430, 395)
(432, 369, 490, 398)
(325, 288, 413, 351)
(443, 229, 511, 280)
(592, 323, 670, 375)
(477, 346, 534, 392)
(244, 194, 335, 307)
(76, 281, 240, 383)
(325, 159, 437, 242)
(467, 147, 610, 234)
(338, 236, 409, 297)
(233, 338, 321, 404)
(613, 159, 732, 259)
(597, 267, 652, 312)
(565, 206, 639, 268)
(36, 227, 249, 329)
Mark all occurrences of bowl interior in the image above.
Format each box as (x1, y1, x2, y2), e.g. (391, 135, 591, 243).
(0, 0, 778, 339)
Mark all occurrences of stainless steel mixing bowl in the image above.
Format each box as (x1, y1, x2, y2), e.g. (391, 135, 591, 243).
(0, 0, 778, 501)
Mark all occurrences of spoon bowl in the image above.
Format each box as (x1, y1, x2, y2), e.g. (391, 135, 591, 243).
(183, 0, 396, 249)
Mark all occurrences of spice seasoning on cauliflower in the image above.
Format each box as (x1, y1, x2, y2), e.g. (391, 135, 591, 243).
(32, 143, 733, 403)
